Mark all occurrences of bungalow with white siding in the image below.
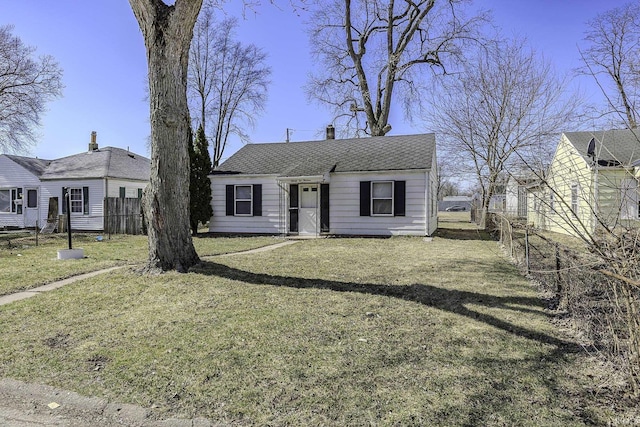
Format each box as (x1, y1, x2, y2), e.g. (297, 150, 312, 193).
(208, 131, 438, 237)
(0, 132, 149, 232)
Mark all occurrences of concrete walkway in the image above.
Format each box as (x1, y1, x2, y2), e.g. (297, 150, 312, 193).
(0, 240, 300, 307)
(0, 267, 124, 307)
(0, 240, 301, 425)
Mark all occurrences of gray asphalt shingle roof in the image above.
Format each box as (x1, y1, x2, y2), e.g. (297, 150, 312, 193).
(565, 129, 640, 166)
(5, 147, 150, 181)
(4, 155, 51, 177)
(214, 134, 435, 176)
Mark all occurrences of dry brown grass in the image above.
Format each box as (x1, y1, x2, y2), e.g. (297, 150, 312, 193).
(0, 232, 636, 425)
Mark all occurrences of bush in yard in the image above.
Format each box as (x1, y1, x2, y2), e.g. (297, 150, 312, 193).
(189, 124, 213, 235)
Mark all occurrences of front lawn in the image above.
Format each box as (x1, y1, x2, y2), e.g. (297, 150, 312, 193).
(0, 236, 635, 425)
(0, 233, 278, 296)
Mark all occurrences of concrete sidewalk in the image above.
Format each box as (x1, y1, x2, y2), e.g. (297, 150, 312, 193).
(0, 240, 300, 307)
(0, 267, 125, 307)
(0, 240, 301, 425)
(0, 378, 215, 426)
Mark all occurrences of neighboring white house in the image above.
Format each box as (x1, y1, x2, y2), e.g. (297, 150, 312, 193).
(208, 132, 438, 237)
(0, 132, 150, 231)
(505, 174, 541, 218)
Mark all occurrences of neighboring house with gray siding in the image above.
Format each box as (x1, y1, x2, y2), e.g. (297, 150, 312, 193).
(0, 133, 149, 231)
(208, 132, 438, 237)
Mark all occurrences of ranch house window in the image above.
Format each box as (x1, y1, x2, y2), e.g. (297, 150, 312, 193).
(0, 188, 22, 214)
(225, 184, 262, 217)
(62, 187, 89, 215)
(235, 185, 252, 216)
(360, 180, 405, 217)
(371, 181, 394, 215)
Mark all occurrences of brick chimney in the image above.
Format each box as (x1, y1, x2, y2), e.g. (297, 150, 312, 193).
(326, 124, 335, 140)
(89, 131, 98, 151)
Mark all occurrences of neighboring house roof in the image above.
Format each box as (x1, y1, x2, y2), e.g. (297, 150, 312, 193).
(4, 155, 52, 177)
(214, 134, 435, 176)
(40, 147, 150, 181)
(564, 129, 640, 167)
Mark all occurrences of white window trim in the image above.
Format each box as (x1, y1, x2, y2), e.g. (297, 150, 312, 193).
(371, 181, 394, 217)
(234, 184, 253, 216)
(570, 183, 579, 215)
(69, 187, 84, 215)
(0, 188, 21, 214)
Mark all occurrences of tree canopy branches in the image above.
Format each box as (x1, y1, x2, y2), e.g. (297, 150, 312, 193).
(0, 25, 63, 154)
(307, 0, 486, 136)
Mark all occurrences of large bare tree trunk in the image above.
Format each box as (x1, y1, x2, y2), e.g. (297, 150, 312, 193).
(129, 0, 203, 272)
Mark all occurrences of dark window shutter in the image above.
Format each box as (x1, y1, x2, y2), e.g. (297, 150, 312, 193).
(394, 181, 406, 216)
(83, 187, 89, 215)
(252, 184, 262, 216)
(62, 187, 67, 214)
(360, 181, 371, 216)
(320, 183, 330, 232)
(119, 187, 126, 198)
(225, 185, 234, 216)
(16, 188, 23, 214)
(290, 184, 299, 208)
(138, 188, 143, 199)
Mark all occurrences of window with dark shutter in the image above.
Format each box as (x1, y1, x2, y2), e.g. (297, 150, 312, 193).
(225, 185, 234, 216)
(394, 181, 406, 216)
(119, 187, 126, 198)
(253, 184, 262, 216)
(61, 187, 67, 214)
(360, 181, 371, 216)
(83, 187, 89, 215)
(371, 181, 393, 215)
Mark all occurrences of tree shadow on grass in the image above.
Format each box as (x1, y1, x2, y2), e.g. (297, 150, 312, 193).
(193, 261, 580, 354)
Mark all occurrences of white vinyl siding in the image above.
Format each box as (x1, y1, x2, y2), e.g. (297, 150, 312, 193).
(209, 176, 280, 234)
(106, 179, 146, 199)
(208, 170, 434, 237)
(42, 179, 105, 231)
(330, 171, 428, 236)
(0, 156, 44, 229)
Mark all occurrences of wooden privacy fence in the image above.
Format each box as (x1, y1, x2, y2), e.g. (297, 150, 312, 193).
(104, 197, 144, 235)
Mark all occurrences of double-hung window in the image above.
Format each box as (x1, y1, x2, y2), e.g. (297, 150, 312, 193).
(570, 183, 579, 215)
(0, 188, 22, 214)
(371, 181, 394, 215)
(235, 185, 253, 216)
(62, 187, 89, 215)
(70, 188, 84, 213)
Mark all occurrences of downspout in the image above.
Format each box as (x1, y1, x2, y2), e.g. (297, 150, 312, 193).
(104, 178, 109, 237)
(425, 171, 430, 236)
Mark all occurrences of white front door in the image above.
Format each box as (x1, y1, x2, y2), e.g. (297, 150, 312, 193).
(299, 185, 318, 235)
(24, 188, 39, 228)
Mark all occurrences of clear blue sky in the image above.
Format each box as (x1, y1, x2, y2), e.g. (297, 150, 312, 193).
(2, 0, 628, 160)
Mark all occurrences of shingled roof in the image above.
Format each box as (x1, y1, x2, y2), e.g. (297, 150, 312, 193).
(4, 155, 51, 177)
(36, 147, 150, 181)
(4, 147, 150, 181)
(214, 134, 435, 176)
(565, 129, 640, 167)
